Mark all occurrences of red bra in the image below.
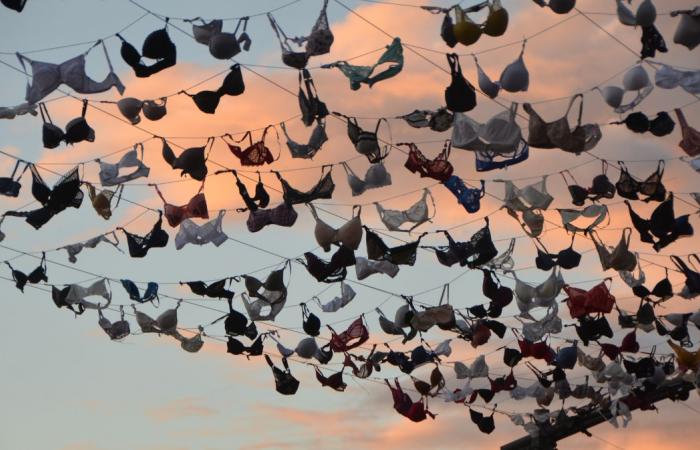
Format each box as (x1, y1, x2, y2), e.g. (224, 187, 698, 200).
(564, 279, 616, 319)
(224, 125, 279, 166)
(401, 141, 454, 181)
(385, 378, 435, 423)
(515, 331, 555, 364)
(328, 316, 369, 352)
(153, 183, 209, 227)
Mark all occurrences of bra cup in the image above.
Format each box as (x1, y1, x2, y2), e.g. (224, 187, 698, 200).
(192, 20, 223, 44)
(209, 33, 241, 59)
(601, 86, 624, 108)
(549, 0, 576, 14)
(220, 65, 245, 96)
(314, 218, 336, 252)
(482, 1, 508, 37)
(451, 113, 481, 150)
(142, 99, 167, 121)
(499, 54, 529, 93)
(623, 65, 650, 91)
(674, 11, 700, 50)
(649, 112, 675, 137)
(474, 59, 500, 99)
(356, 133, 379, 156)
(42, 123, 64, 148)
(295, 337, 319, 359)
(142, 28, 173, 60)
(347, 173, 366, 196)
(429, 108, 454, 132)
(338, 215, 363, 250)
(523, 103, 554, 148)
(635, 0, 656, 27)
(365, 163, 391, 187)
(283, 52, 309, 70)
(394, 304, 412, 328)
(191, 90, 220, 114)
(117, 97, 143, 124)
(64, 117, 94, 144)
(156, 309, 177, 333)
(441, 13, 458, 47)
(453, 12, 481, 46)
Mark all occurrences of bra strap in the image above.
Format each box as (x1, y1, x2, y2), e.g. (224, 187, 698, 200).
(560, 169, 578, 187)
(438, 283, 450, 305)
(151, 184, 167, 203)
(38, 102, 52, 125)
(564, 93, 584, 126)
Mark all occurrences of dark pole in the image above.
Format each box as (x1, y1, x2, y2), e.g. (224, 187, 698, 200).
(501, 379, 695, 450)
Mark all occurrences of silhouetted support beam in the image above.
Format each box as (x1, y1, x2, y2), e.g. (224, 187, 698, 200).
(501, 379, 695, 450)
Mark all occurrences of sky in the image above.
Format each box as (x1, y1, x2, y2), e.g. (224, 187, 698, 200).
(1, 0, 700, 449)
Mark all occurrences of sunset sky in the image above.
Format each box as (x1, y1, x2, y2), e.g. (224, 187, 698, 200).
(1, 0, 700, 449)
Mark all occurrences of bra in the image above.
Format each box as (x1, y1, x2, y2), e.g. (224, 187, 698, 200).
(341, 161, 392, 197)
(2, 0, 26, 12)
(0, 102, 36, 120)
(558, 204, 609, 235)
(298, 69, 329, 126)
(598, 64, 654, 113)
(625, 193, 693, 251)
(452, 103, 522, 154)
(132, 301, 181, 335)
(280, 120, 328, 159)
(118, 211, 169, 258)
(267, 0, 333, 69)
(399, 108, 453, 132)
(443, 177, 485, 213)
(65, 278, 112, 311)
(524, 94, 602, 154)
(364, 226, 426, 266)
(375, 189, 434, 232)
(152, 183, 209, 228)
(0, 160, 28, 198)
(39, 100, 94, 148)
(182, 65, 245, 114)
(473, 42, 529, 95)
(220, 170, 269, 212)
(6, 252, 47, 292)
(475, 140, 530, 172)
(121, 279, 159, 304)
(98, 143, 150, 186)
(190, 17, 251, 60)
(355, 256, 399, 280)
(308, 204, 363, 252)
(246, 202, 298, 233)
(511, 268, 565, 315)
(616, 161, 666, 202)
(534, 234, 581, 271)
(426, 219, 497, 268)
(60, 232, 120, 264)
(674, 108, 700, 157)
(299, 245, 356, 283)
(275, 166, 335, 205)
(162, 137, 211, 181)
(654, 63, 700, 95)
(590, 228, 637, 272)
(225, 126, 279, 166)
(322, 38, 403, 91)
(117, 97, 167, 124)
(402, 141, 454, 182)
(17, 40, 124, 103)
(336, 113, 390, 164)
(4, 164, 83, 230)
(175, 210, 228, 250)
(86, 182, 122, 220)
(117, 24, 177, 78)
(444, 53, 476, 113)
(501, 176, 553, 237)
(97, 307, 130, 341)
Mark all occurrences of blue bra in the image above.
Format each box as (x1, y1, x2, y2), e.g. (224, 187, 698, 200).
(475, 141, 529, 172)
(121, 279, 159, 304)
(443, 177, 485, 213)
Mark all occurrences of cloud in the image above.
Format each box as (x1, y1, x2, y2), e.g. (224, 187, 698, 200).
(145, 397, 218, 423)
